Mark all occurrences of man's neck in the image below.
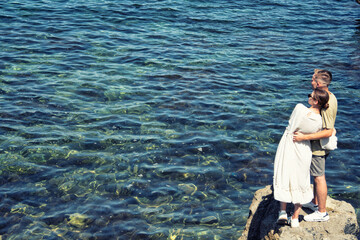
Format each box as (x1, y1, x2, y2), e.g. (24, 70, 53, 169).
(317, 86, 330, 93)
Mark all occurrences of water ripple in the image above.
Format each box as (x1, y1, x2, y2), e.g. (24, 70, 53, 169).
(0, 0, 359, 239)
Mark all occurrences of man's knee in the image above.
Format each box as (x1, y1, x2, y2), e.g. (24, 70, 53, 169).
(314, 175, 326, 184)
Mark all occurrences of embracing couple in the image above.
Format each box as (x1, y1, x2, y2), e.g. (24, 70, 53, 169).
(273, 69, 337, 228)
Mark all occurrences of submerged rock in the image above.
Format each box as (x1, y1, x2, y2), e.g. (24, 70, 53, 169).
(178, 183, 197, 195)
(239, 185, 359, 240)
(67, 213, 91, 228)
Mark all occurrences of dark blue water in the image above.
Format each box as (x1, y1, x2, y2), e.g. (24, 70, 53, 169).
(1, 0, 359, 239)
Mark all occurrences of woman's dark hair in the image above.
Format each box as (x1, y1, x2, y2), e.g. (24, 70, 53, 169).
(313, 88, 329, 109)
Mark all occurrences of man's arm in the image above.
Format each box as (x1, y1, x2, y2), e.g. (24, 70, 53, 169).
(293, 128, 334, 142)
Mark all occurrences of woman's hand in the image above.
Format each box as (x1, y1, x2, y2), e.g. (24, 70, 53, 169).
(293, 131, 305, 142)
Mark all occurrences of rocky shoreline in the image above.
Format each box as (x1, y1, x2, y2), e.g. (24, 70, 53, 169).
(239, 185, 359, 240)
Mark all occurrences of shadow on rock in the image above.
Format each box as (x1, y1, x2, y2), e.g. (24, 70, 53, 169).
(239, 185, 359, 240)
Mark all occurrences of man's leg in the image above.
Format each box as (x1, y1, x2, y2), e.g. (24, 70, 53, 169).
(303, 156, 321, 211)
(304, 156, 329, 222)
(312, 179, 318, 205)
(314, 175, 327, 213)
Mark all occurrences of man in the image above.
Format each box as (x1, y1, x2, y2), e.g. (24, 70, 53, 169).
(293, 69, 337, 222)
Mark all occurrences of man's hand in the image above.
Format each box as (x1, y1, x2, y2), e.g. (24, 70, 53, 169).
(293, 131, 305, 142)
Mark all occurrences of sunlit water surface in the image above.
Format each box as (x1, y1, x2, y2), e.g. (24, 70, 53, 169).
(0, 0, 360, 239)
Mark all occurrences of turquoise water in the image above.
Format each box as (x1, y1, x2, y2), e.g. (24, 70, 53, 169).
(1, 0, 360, 239)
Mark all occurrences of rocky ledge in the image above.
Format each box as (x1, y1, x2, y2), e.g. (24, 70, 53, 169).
(239, 185, 359, 240)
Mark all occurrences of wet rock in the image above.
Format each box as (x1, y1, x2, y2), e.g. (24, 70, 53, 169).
(239, 185, 359, 240)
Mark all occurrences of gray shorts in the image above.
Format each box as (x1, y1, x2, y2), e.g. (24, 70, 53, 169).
(310, 155, 328, 177)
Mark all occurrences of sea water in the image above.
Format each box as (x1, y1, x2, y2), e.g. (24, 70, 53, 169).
(0, 0, 359, 239)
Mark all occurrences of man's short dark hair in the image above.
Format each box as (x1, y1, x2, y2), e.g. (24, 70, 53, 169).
(316, 69, 332, 86)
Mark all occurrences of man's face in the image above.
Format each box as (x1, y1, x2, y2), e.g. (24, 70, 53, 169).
(311, 72, 318, 89)
(312, 75, 326, 90)
(311, 69, 325, 89)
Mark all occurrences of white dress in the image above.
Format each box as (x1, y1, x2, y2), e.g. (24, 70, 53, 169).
(273, 104, 322, 204)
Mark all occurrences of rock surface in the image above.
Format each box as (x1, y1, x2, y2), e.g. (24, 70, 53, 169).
(239, 185, 359, 240)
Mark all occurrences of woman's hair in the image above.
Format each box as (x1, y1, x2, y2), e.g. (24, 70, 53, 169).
(313, 88, 329, 109)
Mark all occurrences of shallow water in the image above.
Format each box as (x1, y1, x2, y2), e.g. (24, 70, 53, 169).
(0, 0, 360, 239)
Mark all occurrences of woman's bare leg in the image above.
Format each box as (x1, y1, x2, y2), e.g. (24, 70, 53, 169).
(280, 201, 287, 211)
(292, 203, 302, 219)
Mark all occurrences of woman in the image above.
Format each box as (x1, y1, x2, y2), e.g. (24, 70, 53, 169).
(273, 88, 329, 227)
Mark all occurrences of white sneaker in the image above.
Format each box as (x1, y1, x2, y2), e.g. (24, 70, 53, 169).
(288, 216, 299, 228)
(304, 211, 329, 222)
(277, 211, 288, 225)
(302, 202, 318, 212)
